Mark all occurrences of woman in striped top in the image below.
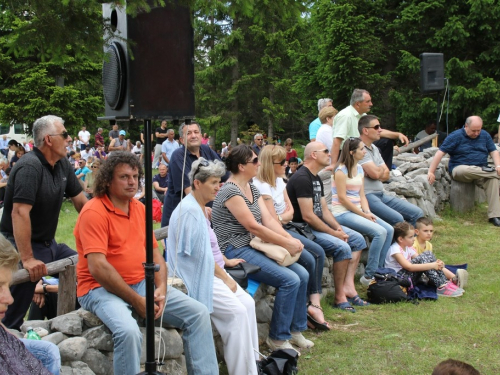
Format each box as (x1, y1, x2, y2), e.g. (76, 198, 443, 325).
(212, 145, 312, 354)
(331, 138, 394, 296)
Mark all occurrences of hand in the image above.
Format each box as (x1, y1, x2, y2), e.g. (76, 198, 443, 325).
(132, 296, 149, 319)
(32, 292, 45, 308)
(205, 207, 213, 221)
(225, 258, 245, 268)
(284, 237, 304, 256)
(153, 287, 166, 320)
(22, 257, 47, 283)
(436, 259, 445, 269)
(224, 276, 238, 293)
(398, 133, 409, 146)
(427, 172, 436, 184)
(364, 212, 377, 222)
(333, 228, 349, 242)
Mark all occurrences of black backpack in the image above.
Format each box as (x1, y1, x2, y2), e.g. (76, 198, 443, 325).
(258, 349, 299, 375)
(367, 269, 411, 304)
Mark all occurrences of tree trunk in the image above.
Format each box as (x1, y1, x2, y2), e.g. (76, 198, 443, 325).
(230, 17, 239, 147)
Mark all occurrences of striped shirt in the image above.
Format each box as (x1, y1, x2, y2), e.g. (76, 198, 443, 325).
(212, 182, 262, 253)
(331, 164, 364, 216)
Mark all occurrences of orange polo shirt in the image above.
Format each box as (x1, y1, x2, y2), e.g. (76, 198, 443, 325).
(75, 194, 158, 297)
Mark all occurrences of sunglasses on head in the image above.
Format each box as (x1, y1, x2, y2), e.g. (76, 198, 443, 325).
(193, 159, 209, 178)
(244, 157, 259, 165)
(273, 159, 287, 166)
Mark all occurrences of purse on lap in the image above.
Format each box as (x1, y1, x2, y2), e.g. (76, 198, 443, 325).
(249, 237, 300, 267)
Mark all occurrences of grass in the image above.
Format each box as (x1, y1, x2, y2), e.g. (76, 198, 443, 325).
(55, 202, 498, 374)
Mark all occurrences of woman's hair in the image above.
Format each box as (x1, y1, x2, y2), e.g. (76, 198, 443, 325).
(16, 146, 25, 155)
(189, 157, 226, 188)
(0, 234, 20, 272)
(284, 138, 293, 147)
(93, 151, 144, 198)
(318, 106, 338, 124)
(257, 145, 286, 187)
(432, 359, 480, 375)
(393, 221, 414, 242)
(225, 144, 253, 174)
(336, 137, 362, 178)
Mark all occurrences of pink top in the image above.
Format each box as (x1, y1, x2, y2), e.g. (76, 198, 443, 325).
(206, 217, 225, 269)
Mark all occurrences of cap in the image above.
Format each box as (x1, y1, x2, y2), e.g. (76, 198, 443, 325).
(119, 130, 126, 136)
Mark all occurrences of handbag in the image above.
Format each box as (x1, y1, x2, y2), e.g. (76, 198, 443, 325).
(283, 221, 316, 241)
(250, 237, 300, 267)
(257, 349, 299, 375)
(225, 262, 261, 289)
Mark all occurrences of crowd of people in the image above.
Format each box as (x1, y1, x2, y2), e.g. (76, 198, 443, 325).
(1, 95, 497, 374)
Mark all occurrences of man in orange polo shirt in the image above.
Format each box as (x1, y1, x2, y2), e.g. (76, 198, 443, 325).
(74, 151, 218, 375)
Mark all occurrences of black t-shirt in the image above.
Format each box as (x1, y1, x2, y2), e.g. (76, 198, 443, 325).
(155, 127, 168, 145)
(152, 173, 168, 193)
(286, 166, 324, 223)
(0, 148, 82, 241)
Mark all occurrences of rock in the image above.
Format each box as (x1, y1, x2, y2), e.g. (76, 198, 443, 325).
(76, 309, 103, 329)
(70, 361, 96, 375)
(82, 325, 113, 352)
(396, 161, 412, 174)
(81, 348, 113, 375)
(385, 181, 424, 198)
(422, 147, 439, 158)
(413, 175, 435, 202)
(60, 366, 74, 375)
(404, 168, 429, 179)
(255, 299, 273, 324)
(257, 323, 269, 345)
(7, 328, 23, 339)
(58, 337, 88, 362)
(42, 332, 67, 345)
(394, 153, 425, 163)
(139, 327, 183, 364)
(159, 357, 188, 375)
(21, 320, 52, 334)
(52, 313, 83, 335)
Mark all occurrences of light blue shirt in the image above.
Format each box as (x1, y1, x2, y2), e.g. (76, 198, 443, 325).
(0, 138, 9, 149)
(161, 138, 179, 166)
(309, 118, 321, 140)
(167, 193, 215, 312)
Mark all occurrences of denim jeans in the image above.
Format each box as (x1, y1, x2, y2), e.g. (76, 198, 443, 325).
(335, 212, 394, 278)
(21, 339, 61, 375)
(79, 280, 218, 375)
(311, 225, 366, 263)
(285, 229, 325, 295)
(366, 192, 424, 226)
(225, 244, 308, 341)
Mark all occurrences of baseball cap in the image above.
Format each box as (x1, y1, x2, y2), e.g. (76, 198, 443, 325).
(119, 130, 126, 136)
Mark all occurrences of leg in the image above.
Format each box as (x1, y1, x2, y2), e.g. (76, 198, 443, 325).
(153, 144, 163, 168)
(210, 276, 258, 375)
(343, 250, 361, 299)
(78, 285, 143, 375)
(161, 286, 219, 375)
(411, 251, 447, 287)
(374, 192, 423, 226)
(21, 339, 61, 375)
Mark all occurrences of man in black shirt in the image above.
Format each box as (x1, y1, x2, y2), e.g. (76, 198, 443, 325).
(0, 115, 88, 329)
(153, 120, 169, 168)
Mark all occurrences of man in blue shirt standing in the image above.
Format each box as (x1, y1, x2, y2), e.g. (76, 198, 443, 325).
(0, 135, 9, 157)
(428, 115, 500, 226)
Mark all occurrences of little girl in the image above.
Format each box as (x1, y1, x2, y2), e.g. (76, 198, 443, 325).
(385, 222, 463, 298)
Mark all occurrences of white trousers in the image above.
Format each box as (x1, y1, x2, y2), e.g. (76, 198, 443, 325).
(211, 275, 259, 375)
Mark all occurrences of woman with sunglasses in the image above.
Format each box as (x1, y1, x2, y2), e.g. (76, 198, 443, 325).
(168, 157, 259, 375)
(331, 137, 394, 292)
(253, 145, 330, 331)
(212, 144, 312, 353)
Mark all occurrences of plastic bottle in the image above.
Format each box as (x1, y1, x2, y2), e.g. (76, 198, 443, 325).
(26, 327, 41, 340)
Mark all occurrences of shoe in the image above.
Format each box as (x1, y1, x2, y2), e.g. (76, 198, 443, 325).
(332, 301, 356, 313)
(360, 275, 372, 287)
(447, 281, 464, 294)
(488, 217, 500, 227)
(347, 295, 370, 306)
(437, 282, 463, 297)
(266, 337, 300, 355)
(290, 332, 314, 349)
(456, 269, 469, 289)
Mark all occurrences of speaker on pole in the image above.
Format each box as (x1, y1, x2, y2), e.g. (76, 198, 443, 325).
(101, 1, 195, 121)
(420, 53, 445, 93)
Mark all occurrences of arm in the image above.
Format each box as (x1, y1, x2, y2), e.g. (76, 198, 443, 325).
(70, 192, 88, 213)
(153, 181, 168, 193)
(214, 263, 237, 293)
(161, 152, 169, 164)
(380, 129, 409, 146)
(427, 150, 446, 184)
(297, 197, 347, 240)
(335, 170, 376, 221)
(108, 138, 120, 151)
(361, 160, 390, 181)
(330, 137, 342, 166)
(12, 203, 47, 282)
(152, 246, 167, 319)
(392, 253, 440, 272)
(490, 150, 500, 175)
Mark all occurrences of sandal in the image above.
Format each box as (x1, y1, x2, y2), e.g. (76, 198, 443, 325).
(306, 302, 331, 331)
(347, 295, 370, 307)
(332, 301, 356, 313)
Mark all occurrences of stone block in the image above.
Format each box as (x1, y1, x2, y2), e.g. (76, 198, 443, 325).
(82, 325, 113, 352)
(69, 361, 96, 375)
(52, 313, 83, 335)
(450, 179, 475, 212)
(60, 366, 74, 375)
(21, 320, 52, 334)
(139, 327, 183, 364)
(76, 309, 103, 329)
(257, 323, 269, 345)
(81, 348, 113, 375)
(396, 162, 412, 174)
(7, 328, 23, 339)
(255, 299, 273, 324)
(404, 168, 429, 180)
(42, 332, 67, 345)
(385, 181, 424, 198)
(394, 153, 425, 163)
(158, 357, 188, 375)
(58, 337, 88, 362)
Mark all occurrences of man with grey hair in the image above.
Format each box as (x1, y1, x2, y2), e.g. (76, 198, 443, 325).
(309, 98, 333, 141)
(252, 133, 264, 155)
(0, 115, 88, 330)
(161, 122, 229, 227)
(94, 127, 104, 148)
(330, 88, 409, 167)
(428, 115, 500, 226)
(160, 128, 179, 166)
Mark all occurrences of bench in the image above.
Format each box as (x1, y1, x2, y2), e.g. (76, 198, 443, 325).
(449, 179, 485, 213)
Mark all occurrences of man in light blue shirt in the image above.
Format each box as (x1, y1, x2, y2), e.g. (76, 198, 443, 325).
(161, 128, 179, 166)
(0, 135, 9, 157)
(309, 98, 333, 141)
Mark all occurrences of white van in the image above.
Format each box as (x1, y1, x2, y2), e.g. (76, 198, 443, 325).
(0, 123, 29, 144)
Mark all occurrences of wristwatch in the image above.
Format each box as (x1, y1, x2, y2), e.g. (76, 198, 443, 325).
(42, 283, 48, 295)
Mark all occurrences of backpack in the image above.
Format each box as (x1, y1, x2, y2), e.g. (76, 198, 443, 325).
(152, 199, 162, 223)
(258, 349, 299, 375)
(367, 269, 411, 304)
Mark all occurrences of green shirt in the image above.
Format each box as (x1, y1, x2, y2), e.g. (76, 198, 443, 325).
(332, 105, 364, 148)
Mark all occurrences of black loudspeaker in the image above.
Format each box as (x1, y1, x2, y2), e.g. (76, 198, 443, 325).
(101, 2, 195, 120)
(420, 53, 445, 93)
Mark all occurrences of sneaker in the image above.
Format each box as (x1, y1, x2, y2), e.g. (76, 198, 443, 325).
(456, 269, 468, 289)
(437, 282, 463, 297)
(447, 281, 465, 294)
(360, 275, 372, 287)
(290, 332, 314, 349)
(266, 337, 300, 355)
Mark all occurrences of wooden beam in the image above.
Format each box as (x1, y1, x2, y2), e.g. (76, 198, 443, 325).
(11, 255, 78, 286)
(57, 265, 77, 316)
(394, 133, 438, 155)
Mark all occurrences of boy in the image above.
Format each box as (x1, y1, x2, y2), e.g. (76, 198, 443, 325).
(414, 217, 468, 288)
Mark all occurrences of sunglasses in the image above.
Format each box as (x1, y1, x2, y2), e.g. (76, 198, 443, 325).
(312, 148, 329, 154)
(366, 125, 381, 130)
(244, 157, 259, 165)
(255, 138, 263, 141)
(49, 131, 69, 139)
(273, 159, 287, 166)
(193, 159, 209, 178)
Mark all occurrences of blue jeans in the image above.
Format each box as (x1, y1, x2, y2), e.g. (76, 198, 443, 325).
(79, 281, 218, 375)
(366, 192, 424, 226)
(286, 229, 325, 295)
(311, 226, 366, 262)
(225, 244, 308, 341)
(335, 212, 394, 278)
(22, 339, 61, 375)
